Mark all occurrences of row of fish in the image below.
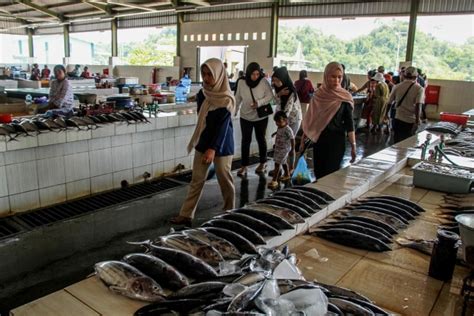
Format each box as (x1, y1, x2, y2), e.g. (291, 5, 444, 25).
(425, 121, 463, 135)
(311, 195, 425, 252)
(0, 111, 150, 141)
(444, 128, 474, 158)
(96, 244, 388, 315)
(93, 185, 388, 314)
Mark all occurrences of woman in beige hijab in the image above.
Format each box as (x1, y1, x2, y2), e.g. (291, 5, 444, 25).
(170, 58, 236, 226)
(301, 62, 357, 179)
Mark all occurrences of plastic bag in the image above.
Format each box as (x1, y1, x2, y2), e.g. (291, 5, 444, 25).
(291, 156, 315, 185)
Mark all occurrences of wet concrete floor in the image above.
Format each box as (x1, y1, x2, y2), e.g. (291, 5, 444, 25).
(0, 129, 394, 313)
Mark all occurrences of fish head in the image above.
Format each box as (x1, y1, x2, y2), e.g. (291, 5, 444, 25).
(129, 276, 164, 301)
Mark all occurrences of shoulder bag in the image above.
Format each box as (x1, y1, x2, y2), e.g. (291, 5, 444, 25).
(249, 87, 273, 118)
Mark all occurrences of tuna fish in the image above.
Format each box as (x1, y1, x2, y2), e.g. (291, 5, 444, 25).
(290, 186, 335, 201)
(328, 297, 375, 316)
(148, 244, 219, 280)
(272, 191, 321, 210)
(183, 229, 241, 260)
(201, 227, 258, 255)
(258, 198, 312, 216)
(281, 188, 329, 205)
(317, 223, 392, 244)
(94, 260, 165, 302)
(352, 201, 415, 220)
(169, 281, 227, 299)
(216, 212, 281, 237)
(348, 205, 411, 224)
(122, 253, 189, 291)
(365, 195, 425, 213)
(159, 234, 224, 266)
(237, 207, 300, 227)
(313, 228, 391, 252)
(202, 219, 266, 245)
(343, 209, 407, 230)
(227, 282, 265, 312)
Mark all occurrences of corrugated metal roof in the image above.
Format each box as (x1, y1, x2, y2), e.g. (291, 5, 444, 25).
(279, 1, 412, 17)
(118, 12, 176, 28)
(34, 25, 63, 35)
(70, 21, 111, 33)
(183, 2, 272, 22)
(0, 19, 27, 35)
(419, 0, 474, 14)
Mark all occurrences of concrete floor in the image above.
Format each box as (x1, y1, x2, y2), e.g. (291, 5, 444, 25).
(0, 129, 396, 314)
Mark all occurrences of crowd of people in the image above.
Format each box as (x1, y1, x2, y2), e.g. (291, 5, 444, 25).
(30, 63, 93, 81)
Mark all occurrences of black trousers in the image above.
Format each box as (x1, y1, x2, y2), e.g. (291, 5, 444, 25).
(393, 118, 415, 144)
(313, 130, 346, 179)
(240, 117, 268, 166)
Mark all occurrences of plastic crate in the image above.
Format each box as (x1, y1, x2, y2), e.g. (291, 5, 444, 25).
(440, 112, 469, 126)
(412, 162, 473, 194)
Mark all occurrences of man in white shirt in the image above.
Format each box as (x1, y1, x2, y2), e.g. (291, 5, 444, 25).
(385, 66, 424, 143)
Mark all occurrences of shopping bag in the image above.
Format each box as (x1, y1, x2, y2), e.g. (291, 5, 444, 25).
(291, 156, 315, 185)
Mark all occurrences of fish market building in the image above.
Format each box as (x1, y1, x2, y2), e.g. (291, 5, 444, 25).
(0, 1, 473, 315)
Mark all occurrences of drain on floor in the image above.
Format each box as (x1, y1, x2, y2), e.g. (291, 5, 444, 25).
(6, 178, 183, 234)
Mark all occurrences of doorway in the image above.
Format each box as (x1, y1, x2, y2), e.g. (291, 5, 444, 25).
(197, 45, 247, 81)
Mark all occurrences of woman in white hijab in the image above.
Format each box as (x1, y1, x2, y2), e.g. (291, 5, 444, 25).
(170, 58, 236, 226)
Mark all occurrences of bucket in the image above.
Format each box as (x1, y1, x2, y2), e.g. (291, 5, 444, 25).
(455, 214, 474, 265)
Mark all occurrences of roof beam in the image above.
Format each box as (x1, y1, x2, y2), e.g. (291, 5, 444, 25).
(82, 1, 113, 15)
(105, 0, 159, 12)
(15, 0, 64, 21)
(181, 0, 210, 6)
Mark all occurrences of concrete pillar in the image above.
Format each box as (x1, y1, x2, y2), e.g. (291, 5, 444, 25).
(63, 24, 70, 58)
(27, 28, 34, 59)
(111, 18, 118, 57)
(405, 0, 419, 62)
(269, 2, 279, 58)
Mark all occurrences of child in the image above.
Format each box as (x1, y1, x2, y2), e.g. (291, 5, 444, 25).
(268, 111, 295, 189)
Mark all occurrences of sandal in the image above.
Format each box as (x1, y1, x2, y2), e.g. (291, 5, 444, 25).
(169, 215, 192, 226)
(280, 175, 291, 182)
(255, 163, 267, 174)
(237, 167, 247, 177)
(267, 180, 279, 190)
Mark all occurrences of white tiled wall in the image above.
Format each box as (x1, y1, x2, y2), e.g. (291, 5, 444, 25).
(0, 113, 274, 216)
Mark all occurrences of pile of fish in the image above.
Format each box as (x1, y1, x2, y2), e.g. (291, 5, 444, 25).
(0, 111, 150, 141)
(425, 121, 463, 135)
(93, 185, 388, 314)
(311, 195, 425, 252)
(95, 243, 388, 315)
(444, 128, 474, 158)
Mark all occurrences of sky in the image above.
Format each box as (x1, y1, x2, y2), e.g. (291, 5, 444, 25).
(281, 14, 473, 45)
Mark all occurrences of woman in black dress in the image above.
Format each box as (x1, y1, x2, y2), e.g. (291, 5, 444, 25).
(301, 62, 357, 179)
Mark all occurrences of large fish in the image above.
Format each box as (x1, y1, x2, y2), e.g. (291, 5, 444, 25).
(317, 223, 392, 244)
(216, 212, 281, 237)
(233, 272, 267, 286)
(290, 186, 335, 201)
(325, 218, 393, 239)
(254, 199, 310, 218)
(260, 197, 313, 216)
(183, 229, 241, 260)
(159, 234, 224, 266)
(237, 206, 300, 226)
(201, 227, 258, 255)
(348, 205, 411, 224)
(148, 244, 219, 279)
(396, 237, 465, 263)
(134, 299, 206, 316)
(342, 209, 407, 230)
(365, 195, 425, 213)
(328, 297, 375, 316)
(312, 281, 372, 303)
(227, 282, 265, 312)
(352, 201, 415, 220)
(313, 228, 391, 252)
(281, 188, 329, 205)
(169, 281, 227, 300)
(272, 191, 322, 210)
(359, 197, 420, 216)
(122, 253, 189, 291)
(202, 219, 266, 245)
(94, 260, 165, 302)
(334, 214, 398, 235)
